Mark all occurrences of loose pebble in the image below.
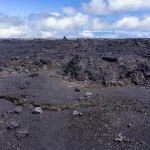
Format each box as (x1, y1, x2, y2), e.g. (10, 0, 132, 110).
(73, 110, 83, 116)
(74, 87, 80, 92)
(32, 107, 43, 114)
(114, 133, 123, 143)
(86, 92, 92, 97)
(14, 106, 23, 114)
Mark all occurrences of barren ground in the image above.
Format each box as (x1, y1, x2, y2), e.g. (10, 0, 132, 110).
(0, 38, 150, 150)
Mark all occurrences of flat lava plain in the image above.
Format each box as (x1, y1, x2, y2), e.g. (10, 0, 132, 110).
(0, 38, 150, 150)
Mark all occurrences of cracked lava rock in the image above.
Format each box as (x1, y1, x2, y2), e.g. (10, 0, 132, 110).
(0, 38, 150, 150)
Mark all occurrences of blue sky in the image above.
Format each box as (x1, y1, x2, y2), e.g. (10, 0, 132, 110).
(0, 0, 87, 15)
(0, 0, 150, 38)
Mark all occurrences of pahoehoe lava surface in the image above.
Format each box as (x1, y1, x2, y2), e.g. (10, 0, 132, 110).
(0, 38, 150, 150)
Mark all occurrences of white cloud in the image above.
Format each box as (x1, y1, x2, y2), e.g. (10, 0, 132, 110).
(141, 15, 150, 30)
(0, 25, 25, 38)
(90, 15, 150, 32)
(113, 15, 150, 31)
(0, 14, 26, 38)
(39, 31, 57, 38)
(109, 0, 150, 12)
(0, 14, 24, 26)
(79, 30, 95, 37)
(50, 12, 61, 17)
(63, 6, 77, 16)
(1, 10, 150, 38)
(90, 18, 108, 30)
(82, 0, 150, 14)
(82, 0, 109, 14)
(41, 13, 89, 33)
(112, 16, 140, 29)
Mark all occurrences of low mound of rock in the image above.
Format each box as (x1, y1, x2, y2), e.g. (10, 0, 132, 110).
(63, 55, 150, 87)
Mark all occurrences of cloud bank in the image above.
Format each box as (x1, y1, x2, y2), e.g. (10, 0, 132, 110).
(0, 0, 150, 38)
(82, 0, 150, 14)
